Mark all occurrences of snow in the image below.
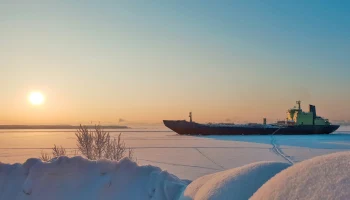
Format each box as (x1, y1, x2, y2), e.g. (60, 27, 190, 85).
(0, 126, 349, 200)
(0, 156, 188, 200)
(0, 127, 349, 180)
(179, 162, 290, 200)
(251, 151, 350, 200)
(1, 152, 349, 200)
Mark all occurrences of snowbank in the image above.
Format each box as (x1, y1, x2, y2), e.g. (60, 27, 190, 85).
(251, 151, 350, 200)
(0, 156, 188, 200)
(1, 151, 348, 200)
(179, 162, 290, 200)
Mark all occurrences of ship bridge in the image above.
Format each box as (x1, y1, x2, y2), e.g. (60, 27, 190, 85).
(286, 101, 330, 126)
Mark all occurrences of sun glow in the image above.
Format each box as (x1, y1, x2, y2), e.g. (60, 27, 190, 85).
(29, 92, 45, 105)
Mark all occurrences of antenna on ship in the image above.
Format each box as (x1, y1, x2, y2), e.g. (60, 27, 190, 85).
(189, 112, 192, 123)
(296, 100, 301, 110)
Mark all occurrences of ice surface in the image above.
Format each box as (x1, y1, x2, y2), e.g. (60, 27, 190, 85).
(0, 156, 187, 200)
(179, 161, 290, 200)
(1, 142, 349, 199)
(251, 151, 350, 200)
(0, 126, 349, 180)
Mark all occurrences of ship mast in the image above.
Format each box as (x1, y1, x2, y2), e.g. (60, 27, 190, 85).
(189, 112, 192, 123)
(296, 100, 301, 110)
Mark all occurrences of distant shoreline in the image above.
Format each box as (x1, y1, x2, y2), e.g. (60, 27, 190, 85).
(0, 125, 129, 129)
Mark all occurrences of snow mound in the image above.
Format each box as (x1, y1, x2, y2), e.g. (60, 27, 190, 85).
(251, 151, 350, 200)
(0, 156, 188, 200)
(179, 161, 290, 200)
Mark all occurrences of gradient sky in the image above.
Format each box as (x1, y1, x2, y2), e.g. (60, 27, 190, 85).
(1, 1, 350, 125)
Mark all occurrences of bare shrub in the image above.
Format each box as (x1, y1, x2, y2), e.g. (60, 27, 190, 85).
(40, 151, 52, 162)
(75, 124, 134, 161)
(40, 145, 66, 161)
(106, 133, 125, 160)
(39, 124, 135, 162)
(93, 125, 110, 159)
(52, 145, 66, 157)
(75, 125, 94, 159)
(128, 148, 135, 162)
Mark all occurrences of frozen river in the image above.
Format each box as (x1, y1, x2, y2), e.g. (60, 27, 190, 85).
(1, 126, 349, 180)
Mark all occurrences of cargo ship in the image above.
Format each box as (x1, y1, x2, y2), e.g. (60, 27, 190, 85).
(163, 101, 340, 135)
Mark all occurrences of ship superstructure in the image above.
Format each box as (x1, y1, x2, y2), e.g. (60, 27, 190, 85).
(274, 101, 331, 126)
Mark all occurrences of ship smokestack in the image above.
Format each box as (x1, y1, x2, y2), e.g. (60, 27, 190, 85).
(309, 105, 316, 125)
(263, 118, 267, 125)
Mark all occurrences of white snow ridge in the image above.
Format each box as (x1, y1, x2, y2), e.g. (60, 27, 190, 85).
(251, 151, 350, 200)
(0, 156, 187, 200)
(1, 151, 349, 200)
(179, 161, 290, 200)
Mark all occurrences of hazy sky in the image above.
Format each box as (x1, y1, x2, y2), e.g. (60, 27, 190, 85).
(1, 1, 350, 125)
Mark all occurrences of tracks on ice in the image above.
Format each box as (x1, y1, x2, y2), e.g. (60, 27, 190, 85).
(195, 148, 225, 170)
(270, 135, 294, 165)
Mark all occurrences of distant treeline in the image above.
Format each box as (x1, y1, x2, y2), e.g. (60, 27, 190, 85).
(0, 125, 129, 129)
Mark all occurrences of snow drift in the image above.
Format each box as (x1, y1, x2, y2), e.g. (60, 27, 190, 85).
(251, 151, 350, 200)
(1, 151, 349, 200)
(0, 156, 188, 200)
(179, 161, 290, 200)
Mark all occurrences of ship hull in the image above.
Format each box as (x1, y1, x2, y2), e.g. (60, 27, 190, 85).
(163, 120, 340, 135)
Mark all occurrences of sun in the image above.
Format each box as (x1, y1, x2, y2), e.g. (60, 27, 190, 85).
(29, 92, 45, 105)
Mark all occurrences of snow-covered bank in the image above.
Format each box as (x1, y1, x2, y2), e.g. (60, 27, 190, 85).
(0, 157, 188, 200)
(1, 152, 349, 200)
(179, 162, 290, 200)
(251, 151, 350, 200)
(180, 151, 350, 200)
